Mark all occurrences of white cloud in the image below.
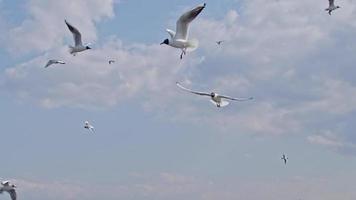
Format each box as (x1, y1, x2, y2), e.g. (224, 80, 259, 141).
(6, 0, 115, 54)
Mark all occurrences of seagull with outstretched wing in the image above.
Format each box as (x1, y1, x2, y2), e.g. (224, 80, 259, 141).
(0, 181, 16, 200)
(161, 3, 206, 59)
(65, 20, 91, 55)
(325, 0, 340, 15)
(176, 82, 253, 108)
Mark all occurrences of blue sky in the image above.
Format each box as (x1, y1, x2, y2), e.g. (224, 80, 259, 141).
(1, 0, 356, 200)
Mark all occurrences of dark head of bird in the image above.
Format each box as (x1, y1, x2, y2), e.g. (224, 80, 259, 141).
(86, 46, 91, 50)
(160, 39, 169, 45)
(337, 6, 340, 8)
(210, 92, 216, 98)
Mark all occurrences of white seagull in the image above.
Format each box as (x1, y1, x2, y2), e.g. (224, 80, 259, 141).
(161, 3, 206, 59)
(0, 181, 16, 200)
(65, 20, 91, 55)
(108, 60, 115, 64)
(176, 82, 253, 108)
(44, 59, 65, 68)
(326, 0, 340, 15)
(216, 40, 224, 45)
(84, 121, 95, 133)
(281, 154, 288, 165)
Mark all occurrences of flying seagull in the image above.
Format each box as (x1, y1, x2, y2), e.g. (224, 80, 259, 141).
(326, 0, 340, 15)
(161, 3, 206, 59)
(176, 82, 253, 108)
(65, 20, 91, 55)
(84, 121, 95, 133)
(0, 181, 16, 200)
(216, 40, 224, 45)
(44, 59, 65, 68)
(108, 60, 115, 64)
(281, 154, 288, 165)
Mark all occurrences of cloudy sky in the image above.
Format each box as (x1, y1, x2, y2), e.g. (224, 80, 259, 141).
(1, 0, 356, 199)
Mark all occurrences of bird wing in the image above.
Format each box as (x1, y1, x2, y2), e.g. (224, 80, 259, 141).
(220, 95, 253, 101)
(329, 0, 334, 7)
(166, 29, 176, 39)
(1, 181, 9, 186)
(176, 82, 210, 96)
(7, 189, 16, 200)
(65, 20, 82, 46)
(175, 3, 206, 40)
(44, 60, 54, 68)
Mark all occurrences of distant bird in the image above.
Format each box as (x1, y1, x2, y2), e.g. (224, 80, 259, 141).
(281, 154, 288, 165)
(326, 0, 340, 15)
(0, 181, 16, 200)
(84, 121, 95, 133)
(161, 3, 206, 59)
(216, 40, 224, 45)
(108, 60, 115, 64)
(176, 82, 253, 108)
(44, 59, 65, 68)
(65, 20, 91, 55)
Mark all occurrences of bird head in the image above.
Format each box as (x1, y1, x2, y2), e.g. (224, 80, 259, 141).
(210, 92, 216, 98)
(11, 184, 16, 188)
(160, 38, 169, 45)
(86, 46, 91, 50)
(337, 6, 340, 9)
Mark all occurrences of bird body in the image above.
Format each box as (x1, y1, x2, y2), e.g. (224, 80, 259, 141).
(281, 154, 288, 165)
(161, 3, 206, 59)
(0, 181, 16, 200)
(176, 82, 253, 108)
(65, 20, 91, 55)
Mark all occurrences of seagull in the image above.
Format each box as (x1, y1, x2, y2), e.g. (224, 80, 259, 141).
(108, 60, 115, 64)
(44, 59, 65, 68)
(176, 82, 253, 108)
(281, 154, 288, 165)
(0, 181, 16, 200)
(84, 121, 95, 133)
(65, 20, 91, 55)
(326, 0, 340, 15)
(160, 3, 206, 59)
(216, 40, 224, 45)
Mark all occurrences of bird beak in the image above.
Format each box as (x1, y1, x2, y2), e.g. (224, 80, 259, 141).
(160, 42, 164, 45)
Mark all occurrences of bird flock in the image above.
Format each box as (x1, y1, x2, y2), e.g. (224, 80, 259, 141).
(2, 0, 341, 199)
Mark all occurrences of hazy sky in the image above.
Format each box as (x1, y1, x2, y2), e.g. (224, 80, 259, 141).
(1, 0, 356, 200)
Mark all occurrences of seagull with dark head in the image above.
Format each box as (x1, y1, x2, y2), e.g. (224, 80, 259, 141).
(176, 82, 253, 108)
(161, 3, 206, 59)
(326, 0, 340, 15)
(84, 121, 95, 133)
(0, 181, 16, 200)
(65, 20, 92, 55)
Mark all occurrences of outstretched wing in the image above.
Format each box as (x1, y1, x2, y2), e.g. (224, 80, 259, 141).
(44, 60, 54, 68)
(220, 95, 253, 101)
(329, 0, 334, 7)
(175, 3, 206, 40)
(176, 82, 210, 96)
(7, 190, 16, 200)
(65, 20, 82, 46)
